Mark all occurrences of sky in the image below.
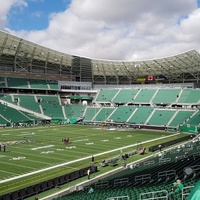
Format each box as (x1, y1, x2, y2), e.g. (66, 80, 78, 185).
(0, 0, 200, 60)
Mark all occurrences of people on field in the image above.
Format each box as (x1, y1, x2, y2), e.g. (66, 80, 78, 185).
(139, 148, 146, 155)
(87, 168, 91, 180)
(91, 155, 94, 163)
(62, 137, 69, 144)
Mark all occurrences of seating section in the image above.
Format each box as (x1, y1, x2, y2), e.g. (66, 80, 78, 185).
(112, 88, 139, 103)
(178, 88, 200, 104)
(83, 107, 101, 121)
(0, 76, 59, 90)
(127, 106, 154, 124)
(152, 88, 181, 104)
(29, 79, 49, 89)
(0, 77, 5, 87)
(93, 107, 115, 122)
(96, 89, 119, 102)
(64, 104, 86, 119)
(147, 109, 176, 126)
(109, 106, 137, 123)
(48, 81, 59, 90)
(0, 103, 31, 123)
(0, 86, 199, 127)
(7, 77, 29, 88)
(37, 95, 64, 118)
(13, 95, 41, 113)
(134, 88, 156, 103)
(0, 115, 9, 125)
(186, 110, 200, 126)
(0, 94, 14, 104)
(169, 110, 195, 127)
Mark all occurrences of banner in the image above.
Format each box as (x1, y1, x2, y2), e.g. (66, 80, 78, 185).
(155, 75, 167, 81)
(136, 77, 145, 82)
(145, 76, 155, 81)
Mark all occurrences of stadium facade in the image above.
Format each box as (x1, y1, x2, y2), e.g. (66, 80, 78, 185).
(0, 30, 199, 133)
(0, 30, 200, 87)
(0, 31, 200, 200)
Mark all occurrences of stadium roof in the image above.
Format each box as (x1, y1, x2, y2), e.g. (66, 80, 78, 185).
(0, 31, 200, 84)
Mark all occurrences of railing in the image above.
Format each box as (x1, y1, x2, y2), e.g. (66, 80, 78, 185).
(143, 160, 156, 166)
(140, 189, 168, 200)
(182, 185, 194, 200)
(95, 181, 109, 189)
(114, 178, 129, 187)
(158, 170, 176, 180)
(106, 195, 129, 200)
(135, 174, 151, 183)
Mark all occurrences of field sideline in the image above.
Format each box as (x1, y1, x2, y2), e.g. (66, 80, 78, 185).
(0, 124, 188, 195)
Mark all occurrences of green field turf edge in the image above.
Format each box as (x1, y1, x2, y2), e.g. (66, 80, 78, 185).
(0, 127, 188, 196)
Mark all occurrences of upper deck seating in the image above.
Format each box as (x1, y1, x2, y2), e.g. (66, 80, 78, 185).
(0, 77, 5, 87)
(178, 88, 200, 104)
(134, 88, 156, 103)
(29, 79, 48, 89)
(48, 81, 59, 90)
(152, 88, 181, 104)
(7, 77, 29, 88)
(112, 88, 139, 103)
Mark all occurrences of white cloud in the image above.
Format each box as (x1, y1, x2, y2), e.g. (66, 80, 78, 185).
(0, 0, 27, 29)
(3, 0, 200, 60)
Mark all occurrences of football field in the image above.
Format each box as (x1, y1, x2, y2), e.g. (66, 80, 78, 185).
(0, 124, 187, 195)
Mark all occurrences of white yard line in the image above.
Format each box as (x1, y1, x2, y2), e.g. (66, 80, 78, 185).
(0, 133, 180, 184)
(0, 169, 19, 176)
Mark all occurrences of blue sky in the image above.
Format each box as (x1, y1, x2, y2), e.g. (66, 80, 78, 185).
(8, 0, 71, 30)
(1, 0, 200, 60)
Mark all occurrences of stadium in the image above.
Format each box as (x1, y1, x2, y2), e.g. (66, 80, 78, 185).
(0, 30, 200, 200)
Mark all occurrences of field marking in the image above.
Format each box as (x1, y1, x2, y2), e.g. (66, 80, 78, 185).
(0, 124, 91, 133)
(0, 169, 19, 176)
(31, 145, 54, 150)
(18, 133, 35, 136)
(0, 132, 180, 184)
(0, 160, 36, 170)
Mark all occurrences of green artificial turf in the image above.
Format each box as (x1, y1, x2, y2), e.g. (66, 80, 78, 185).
(0, 124, 187, 196)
